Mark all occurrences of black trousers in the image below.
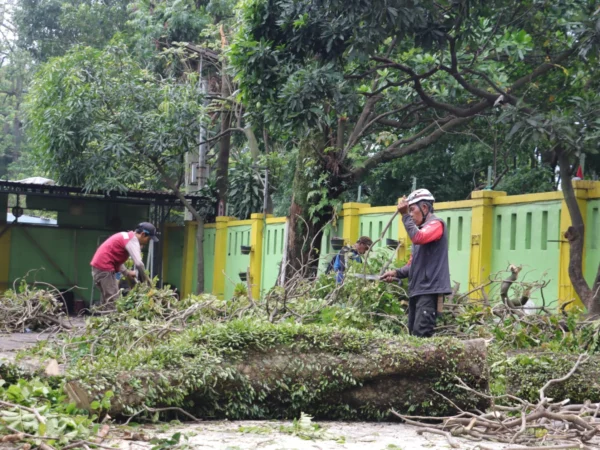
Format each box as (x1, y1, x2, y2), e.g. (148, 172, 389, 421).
(408, 294, 438, 337)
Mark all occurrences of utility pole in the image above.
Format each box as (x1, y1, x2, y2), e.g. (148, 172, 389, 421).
(183, 55, 209, 293)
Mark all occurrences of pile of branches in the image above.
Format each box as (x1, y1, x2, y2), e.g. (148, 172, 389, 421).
(0, 278, 72, 333)
(393, 354, 600, 449)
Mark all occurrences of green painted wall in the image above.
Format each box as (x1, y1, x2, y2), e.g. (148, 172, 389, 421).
(261, 222, 286, 294)
(585, 199, 600, 288)
(9, 227, 113, 305)
(436, 209, 472, 291)
(164, 227, 184, 291)
(359, 213, 399, 249)
(196, 227, 216, 294)
(358, 212, 397, 270)
(223, 224, 251, 299)
(165, 226, 216, 296)
(490, 201, 561, 306)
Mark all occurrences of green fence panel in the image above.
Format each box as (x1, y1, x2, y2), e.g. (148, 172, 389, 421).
(164, 227, 184, 291)
(436, 209, 472, 291)
(491, 201, 561, 306)
(586, 199, 600, 288)
(359, 213, 398, 249)
(261, 221, 287, 294)
(203, 227, 216, 294)
(9, 227, 113, 305)
(358, 212, 397, 268)
(224, 224, 251, 299)
(189, 227, 217, 294)
(318, 218, 344, 272)
(164, 226, 215, 296)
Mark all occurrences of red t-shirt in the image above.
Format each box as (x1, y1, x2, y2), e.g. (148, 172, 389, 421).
(90, 231, 135, 273)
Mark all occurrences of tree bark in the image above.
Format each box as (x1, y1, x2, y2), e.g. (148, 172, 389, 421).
(557, 152, 598, 314)
(285, 135, 340, 280)
(66, 338, 490, 419)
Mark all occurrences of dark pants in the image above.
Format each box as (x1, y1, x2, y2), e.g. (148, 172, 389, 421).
(408, 294, 438, 337)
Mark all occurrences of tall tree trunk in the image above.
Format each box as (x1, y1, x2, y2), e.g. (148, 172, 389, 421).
(557, 151, 600, 315)
(285, 135, 340, 280)
(263, 127, 273, 214)
(153, 159, 206, 295)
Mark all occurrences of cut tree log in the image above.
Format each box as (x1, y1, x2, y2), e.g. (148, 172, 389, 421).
(66, 336, 490, 420)
(506, 352, 600, 403)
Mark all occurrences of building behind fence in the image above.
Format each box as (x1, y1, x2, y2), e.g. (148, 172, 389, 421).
(167, 180, 600, 309)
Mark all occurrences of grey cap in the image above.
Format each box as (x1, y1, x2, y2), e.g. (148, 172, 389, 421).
(137, 222, 159, 242)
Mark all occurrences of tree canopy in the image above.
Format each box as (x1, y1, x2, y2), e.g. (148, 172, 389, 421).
(26, 43, 205, 193)
(230, 0, 600, 185)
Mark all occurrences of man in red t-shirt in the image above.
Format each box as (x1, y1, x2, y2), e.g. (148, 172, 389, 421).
(90, 222, 159, 304)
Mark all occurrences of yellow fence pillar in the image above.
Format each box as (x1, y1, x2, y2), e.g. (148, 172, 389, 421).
(212, 216, 233, 299)
(468, 190, 506, 295)
(558, 180, 593, 308)
(249, 213, 271, 300)
(180, 221, 197, 299)
(342, 202, 370, 245)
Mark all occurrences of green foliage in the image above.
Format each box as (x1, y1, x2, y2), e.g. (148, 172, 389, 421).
(230, 0, 600, 205)
(0, 47, 35, 180)
(0, 377, 95, 446)
(500, 353, 600, 404)
(25, 43, 208, 196)
(150, 432, 191, 450)
(278, 412, 340, 441)
(227, 152, 264, 219)
(14, 0, 130, 61)
(228, 151, 290, 219)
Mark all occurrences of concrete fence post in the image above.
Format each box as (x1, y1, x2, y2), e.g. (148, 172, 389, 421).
(468, 190, 506, 296)
(342, 202, 370, 245)
(180, 221, 197, 299)
(212, 216, 234, 299)
(249, 213, 270, 300)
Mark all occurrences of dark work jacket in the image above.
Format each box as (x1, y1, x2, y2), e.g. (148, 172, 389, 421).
(396, 213, 451, 297)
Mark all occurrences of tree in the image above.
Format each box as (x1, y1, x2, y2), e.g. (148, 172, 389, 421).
(26, 43, 216, 292)
(0, 1, 36, 179)
(13, 0, 130, 61)
(230, 0, 600, 286)
(503, 94, 600, 313)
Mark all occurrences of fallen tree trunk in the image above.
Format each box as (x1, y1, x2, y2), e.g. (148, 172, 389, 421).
(65, 322, 490, 420)
(506, 352, 600, 403)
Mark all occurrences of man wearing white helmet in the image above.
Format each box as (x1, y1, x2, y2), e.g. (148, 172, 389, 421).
(381, 189, 451, 337)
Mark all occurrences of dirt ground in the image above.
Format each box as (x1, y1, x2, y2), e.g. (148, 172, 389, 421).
(106, 420, 510, 450)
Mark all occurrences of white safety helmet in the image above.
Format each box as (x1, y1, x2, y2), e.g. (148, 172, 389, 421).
(407, 189, 435, 206)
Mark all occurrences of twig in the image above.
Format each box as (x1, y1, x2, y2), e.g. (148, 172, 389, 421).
(539, 353, 588, 401)
(0, 400, 46, 424)
(143, 405, 202, 423)
(415, 427, 460, 448)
